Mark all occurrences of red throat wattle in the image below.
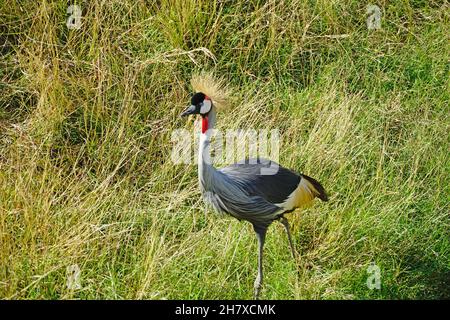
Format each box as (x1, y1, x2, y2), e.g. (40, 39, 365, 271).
(201, 116, 208, 134)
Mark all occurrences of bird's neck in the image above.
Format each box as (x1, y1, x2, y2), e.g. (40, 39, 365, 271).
(198, 106, 217, 188)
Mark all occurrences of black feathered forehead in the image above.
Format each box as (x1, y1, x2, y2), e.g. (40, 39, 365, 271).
(191, 92, 205, 105)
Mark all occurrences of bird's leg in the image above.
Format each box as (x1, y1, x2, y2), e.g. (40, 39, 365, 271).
(280, 216, 297, 260)
(253, 227, 267, 300)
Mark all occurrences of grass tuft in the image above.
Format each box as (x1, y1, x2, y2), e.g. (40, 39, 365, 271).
(0, 0, 448, 299)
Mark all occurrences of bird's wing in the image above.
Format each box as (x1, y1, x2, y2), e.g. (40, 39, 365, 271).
(219, 158, 328, 211)
(219, 158, 301, 205)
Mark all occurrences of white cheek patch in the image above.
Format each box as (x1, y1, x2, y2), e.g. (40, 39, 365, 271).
(200, 99, 212, 114)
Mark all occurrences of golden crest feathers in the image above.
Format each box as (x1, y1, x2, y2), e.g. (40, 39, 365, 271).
(190, 72, 231, 110)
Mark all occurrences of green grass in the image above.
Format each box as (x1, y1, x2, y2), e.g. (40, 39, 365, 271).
(0, 0, 449, 299)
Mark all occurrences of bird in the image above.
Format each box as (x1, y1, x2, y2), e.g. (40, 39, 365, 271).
(180, 75, 328, 299)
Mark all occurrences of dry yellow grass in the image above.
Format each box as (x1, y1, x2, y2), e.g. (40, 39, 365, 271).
(0, 0, 448, 299)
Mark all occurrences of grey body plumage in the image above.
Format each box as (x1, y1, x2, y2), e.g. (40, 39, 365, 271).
(201, 156, 302, 228)
(181, 91, 328, 299)
(200, 157, 284, 231)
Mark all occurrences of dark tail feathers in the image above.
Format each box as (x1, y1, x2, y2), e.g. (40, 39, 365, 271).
(301, 174, 329, 202)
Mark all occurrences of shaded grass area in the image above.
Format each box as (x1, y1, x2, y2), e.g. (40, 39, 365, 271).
(0, 0, 448, 299)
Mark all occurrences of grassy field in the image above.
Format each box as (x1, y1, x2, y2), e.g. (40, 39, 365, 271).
(0, 0, 449, 299)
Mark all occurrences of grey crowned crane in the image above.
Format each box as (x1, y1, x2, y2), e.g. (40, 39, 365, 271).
(180, 76, 328, 299)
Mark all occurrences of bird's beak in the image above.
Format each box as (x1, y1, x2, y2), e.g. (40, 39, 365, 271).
(180, 105, 196, 117)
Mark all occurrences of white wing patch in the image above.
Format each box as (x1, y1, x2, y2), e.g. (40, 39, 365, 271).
(275, 177, 318, 211)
